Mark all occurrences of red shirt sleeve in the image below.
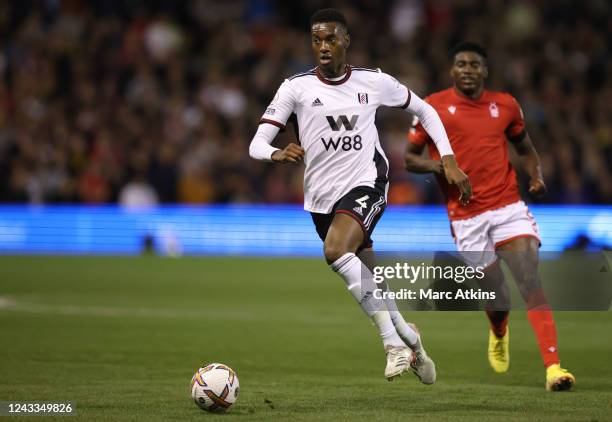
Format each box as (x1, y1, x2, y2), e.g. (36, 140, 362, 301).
(506, 95, 526, 140)
(408, 122, 430, 146)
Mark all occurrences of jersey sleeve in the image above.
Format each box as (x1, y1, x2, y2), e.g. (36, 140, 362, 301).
(260, 80, 297, 129)
(378, 72, 411, 108)
(407, 114, 431, 146)
(505, 95, 526, 142)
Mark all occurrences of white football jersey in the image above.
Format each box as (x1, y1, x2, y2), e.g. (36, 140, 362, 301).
(260, 65, 411, 213)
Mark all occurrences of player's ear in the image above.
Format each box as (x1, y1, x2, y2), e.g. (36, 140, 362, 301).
(482, 64, 489, 79)
(344, 32, 350, 49)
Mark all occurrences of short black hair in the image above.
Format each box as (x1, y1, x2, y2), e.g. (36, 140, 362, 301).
(310, 8, 348, 32)
(451, 42, 488, 61)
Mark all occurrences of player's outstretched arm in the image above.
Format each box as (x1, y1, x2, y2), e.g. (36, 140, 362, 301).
(510, 132, 546, 198)
(405, 92, 472, 204)
(404, 93, 455, 158)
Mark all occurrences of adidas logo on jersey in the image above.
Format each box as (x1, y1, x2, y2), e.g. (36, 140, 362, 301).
(312, 98, 323, 107)
(353, 206, 363, 215)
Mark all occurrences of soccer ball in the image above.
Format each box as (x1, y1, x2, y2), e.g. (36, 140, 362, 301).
(190, 363, 240, 413)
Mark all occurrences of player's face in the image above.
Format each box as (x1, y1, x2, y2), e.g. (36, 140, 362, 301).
(451, 51, 488, 97)
(311, 22, 349, 77)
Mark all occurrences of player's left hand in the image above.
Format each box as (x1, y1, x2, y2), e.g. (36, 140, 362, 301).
(528, 178, 547, 198)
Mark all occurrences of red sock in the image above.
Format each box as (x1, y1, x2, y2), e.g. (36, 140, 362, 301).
(485, 310, 509, 338)
(525, 289, 560, 368)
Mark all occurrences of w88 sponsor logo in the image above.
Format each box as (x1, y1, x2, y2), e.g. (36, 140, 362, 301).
(321, 135, 363, 151)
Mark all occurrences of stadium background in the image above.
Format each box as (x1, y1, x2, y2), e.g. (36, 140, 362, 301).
(0, 0, 610, 254)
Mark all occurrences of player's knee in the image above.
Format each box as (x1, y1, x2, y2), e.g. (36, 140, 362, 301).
(323, 241, 350, 265)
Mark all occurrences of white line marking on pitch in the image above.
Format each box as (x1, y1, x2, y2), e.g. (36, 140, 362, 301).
(0, 296, 350, 324)
(0, 295, 263, 320)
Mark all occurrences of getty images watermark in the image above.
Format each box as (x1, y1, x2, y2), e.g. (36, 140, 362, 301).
(371, 262, 492, 301)
(360, 251, 612, 311)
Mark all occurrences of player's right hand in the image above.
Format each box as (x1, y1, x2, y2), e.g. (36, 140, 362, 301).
(441, 155, 472, 205)
(528, 178, 547, 198)
(271, 143, 305, 164)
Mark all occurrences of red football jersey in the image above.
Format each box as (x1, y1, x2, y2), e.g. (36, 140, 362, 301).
(408, 88, 525, 220)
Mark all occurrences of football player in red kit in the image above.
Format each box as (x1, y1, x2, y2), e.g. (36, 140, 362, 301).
(405, 42, 574, 391)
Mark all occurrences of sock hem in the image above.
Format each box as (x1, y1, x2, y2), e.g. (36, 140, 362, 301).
(330, 252, 356, 273)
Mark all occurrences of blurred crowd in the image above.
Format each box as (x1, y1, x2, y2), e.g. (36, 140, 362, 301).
(0, 0, 610, 206)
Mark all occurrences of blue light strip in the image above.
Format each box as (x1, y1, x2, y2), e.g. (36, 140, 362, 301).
(0, 205, 610, 256)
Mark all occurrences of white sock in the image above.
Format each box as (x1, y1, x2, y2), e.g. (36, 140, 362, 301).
(382, 291, 422, 351)
(331, 253, 405, 349)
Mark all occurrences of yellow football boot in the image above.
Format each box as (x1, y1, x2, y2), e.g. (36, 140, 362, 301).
(546, 364, 575, 391)
(488, 328, 509, 373)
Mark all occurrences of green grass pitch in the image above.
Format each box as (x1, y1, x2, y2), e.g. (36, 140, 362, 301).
(0, 257, 611, 421)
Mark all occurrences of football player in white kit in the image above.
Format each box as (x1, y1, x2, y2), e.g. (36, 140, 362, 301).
(249, 8, 471, 382)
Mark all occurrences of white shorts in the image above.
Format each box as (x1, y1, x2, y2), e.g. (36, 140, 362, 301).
(451, 200, 540, 268)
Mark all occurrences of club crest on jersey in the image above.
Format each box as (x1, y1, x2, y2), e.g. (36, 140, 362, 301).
(357, 93, 369, 105)
(448, 105, 456, 115)
(312, 98, 323, 107)
(489, 102, 499, 118)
